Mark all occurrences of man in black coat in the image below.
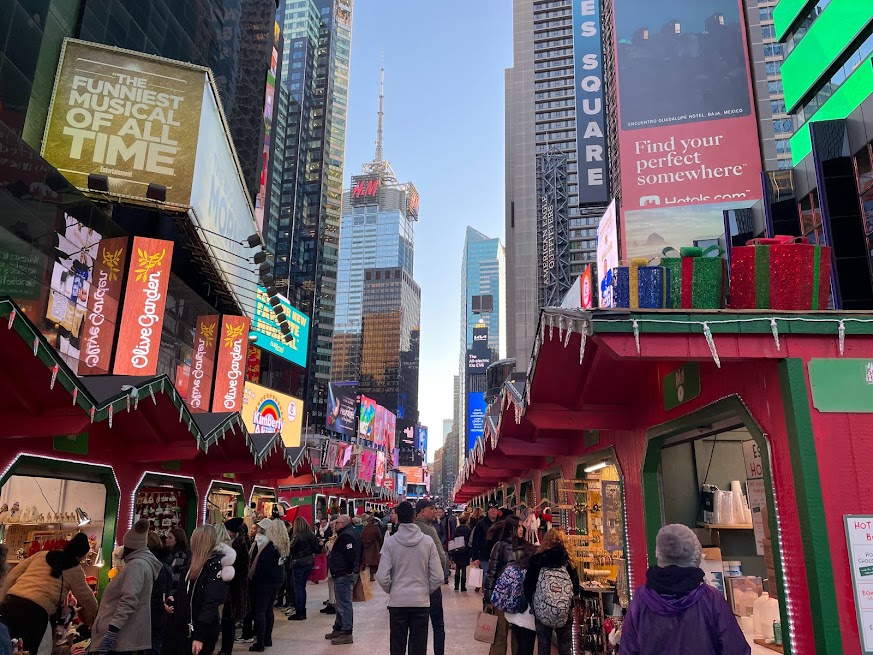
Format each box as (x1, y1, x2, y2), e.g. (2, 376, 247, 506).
(325, 515, 361, 645)
(469, 504, 500, 591)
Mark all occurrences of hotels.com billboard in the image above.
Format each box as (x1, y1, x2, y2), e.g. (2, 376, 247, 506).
(212, 316, 250, 412)
(187, 315, 219, 411)
(612, 0, 763, 252)
(113, 237, 174, 376)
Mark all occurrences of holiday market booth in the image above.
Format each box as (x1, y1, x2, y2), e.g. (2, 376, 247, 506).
(455, 306, 873, 655)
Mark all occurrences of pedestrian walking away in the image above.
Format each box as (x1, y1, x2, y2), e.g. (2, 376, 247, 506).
(470, 504, 500, 592)
(376, 501, 443, 655)
(360, 515, 384, 582)
(325, 514, 361, 645)
(146, 531, 174, 655)
(620, 524, 750, 655)
(451, 513, 473, 592)
(413, 499, 446, 655)
(219, 518, 250, 655)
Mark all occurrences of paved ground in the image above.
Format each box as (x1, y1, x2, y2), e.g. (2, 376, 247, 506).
(248, 576, 493, 654)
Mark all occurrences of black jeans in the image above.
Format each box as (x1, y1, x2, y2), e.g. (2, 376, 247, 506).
(510, 625, 536, 655)
(429, 588, 445, 655)
(0, 594, 49, 654)
(389, 607, 429, 655)
(535, 620, 572, 655)
(220, 597, 235, 654)
(454, 563, 467, 590)
(252, 584, 278, 647)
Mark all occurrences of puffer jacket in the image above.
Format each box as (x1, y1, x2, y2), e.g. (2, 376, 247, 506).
(170, 552, 231, 655)
(485, 539, 535, 604)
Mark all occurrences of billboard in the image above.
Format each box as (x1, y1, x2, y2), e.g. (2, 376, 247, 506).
(113, 237, 174, 376)
(596, 199, 619, 307)
(326, 381, 358, 437)
(252, 286, 309, 367)
(375, 451, 387, 487)
(254, 22, 279, 232)
(400, 466, 425, 486)
(335, 443, 353, 469)
(79, 237, 128, 375)
(614, 0, 762, 254)
(572, 0, 608, 203)
(416, 425, 428, 459)
(357, 451, 377, 483)
(241, 381, 304, 448)
(467, 392, 486, 452)
(212, 316, 250, 412)
(187, 315, 219, 411)
(350, 174, 381, 206)
(358, 395, 377, 441)
(42, 40, 205, 206)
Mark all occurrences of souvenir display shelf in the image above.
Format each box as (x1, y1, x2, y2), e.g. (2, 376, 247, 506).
(134, 487, 186, 536)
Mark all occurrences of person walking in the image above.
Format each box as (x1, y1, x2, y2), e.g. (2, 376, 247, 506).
(485, 516, 534, 655)
(219, 519, 249, 655)
(524, 528, 579, 655)
(360, 516, 384, 582)
(451, 514, 473, 592)
(320, 523, 338, 616)
(620, 524, 750, 655)
(469, 508, 483, 532)
(413, 499, 446, 655)
(247, 519, 283, 652)
(287, 517, 320, 621)
(433, 509, 448, 585)
(147, 532, 174, 655)
(324, 515, 360, 645)
(166, 525, 231, 655)
(165, 528, 191, 589)
(91, 520, 161, 655)
(470, 504, 500, 592)
(0, 532, 97, 654)
(376, 502, 443, 655)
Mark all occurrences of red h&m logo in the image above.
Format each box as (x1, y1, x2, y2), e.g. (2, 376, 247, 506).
(352, 178, 380, 198)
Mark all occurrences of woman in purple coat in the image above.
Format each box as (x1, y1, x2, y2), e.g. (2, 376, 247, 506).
(621, 524, 750, 655)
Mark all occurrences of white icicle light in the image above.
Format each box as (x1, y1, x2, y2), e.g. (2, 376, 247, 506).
(770, 318, 780, 351)
(703, 322, 720, 368)
(108, 404, 113, 428)
(548, 313, 555, 341)
(50, 365, 58, 390)
(7, 309, 15, 329)
(579, 328, 587, 365)
(563, 321, 572, 348)
(558, 314, 564, 341)
(633, 319, 640, 354)
(839, 320, 846, 356)
(33, 338, 39, 355)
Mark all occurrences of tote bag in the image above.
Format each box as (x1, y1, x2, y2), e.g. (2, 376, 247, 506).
(467, 565, 484, 589)
(474, 611, 499, 644)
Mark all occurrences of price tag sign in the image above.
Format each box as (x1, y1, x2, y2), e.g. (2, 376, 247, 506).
(845, 515, 873, 654)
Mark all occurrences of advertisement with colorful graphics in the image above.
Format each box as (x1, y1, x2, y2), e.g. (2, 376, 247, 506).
(357, 451, 377, 484)
(212, 316, 250, 412)
(326, 381, 358, 437)
(252, 285, 309, 367)
(113, 237, 174, 376)
(42, 40, 205, 206)
(467, 393, 486, 452)
(596, 200, 619, 307)
(375, 451, 387, 487)
(613, 0, 762, 252)
(358, 395, 377, 441)
(254, 22, 279, 232)
(79, 236, 128, 375)
(241, 381, 304, 448)
(187, 315, 219, 411)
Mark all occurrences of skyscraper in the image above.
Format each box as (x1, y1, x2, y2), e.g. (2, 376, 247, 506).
(264, 0, 353, 430)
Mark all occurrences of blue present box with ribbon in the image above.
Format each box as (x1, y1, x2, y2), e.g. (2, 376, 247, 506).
(612, 257, 671, 309)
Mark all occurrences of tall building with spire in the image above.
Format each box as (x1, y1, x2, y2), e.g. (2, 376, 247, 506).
(331, 61, 422, 434)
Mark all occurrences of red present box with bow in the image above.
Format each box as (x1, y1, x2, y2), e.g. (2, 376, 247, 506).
(729, 236, 831, 310)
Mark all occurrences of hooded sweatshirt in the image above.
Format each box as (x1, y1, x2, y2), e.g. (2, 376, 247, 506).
(621, 566, 751, 655)
(376, 524, 443, 608)
(413, 517, 446, 570)
(91, 548, 162, 653)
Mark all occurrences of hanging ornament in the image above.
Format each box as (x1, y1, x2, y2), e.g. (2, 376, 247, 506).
(579, 328, 587, 365)
(150, 386, 157, 405)
(540, 318, 545, 346)
(126, 395, 131, 412)
(50, 365, 59, 390)
(179, 403, 183, 422)
(7, 309, 15, 329)
(108, 404, 114, 428)
(33, 338, 39, 356)
(563, 321, 572, 348)
(632, 319, 641, 354)
(160, 379, 165, 393)
(72, 388, 78, 406)
(702, 322, 720, 368)
(839, 320, 846, 356)
(90, 407, 95, 423)
(133, 390, 140, 411)
(548, 313, 555, 341)
(558, 314, 565, 341)
(770, 318, 780, 352)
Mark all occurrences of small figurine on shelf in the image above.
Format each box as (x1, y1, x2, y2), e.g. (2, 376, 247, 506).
(8, 502, 20, 523)
(0, 503, 8, 524)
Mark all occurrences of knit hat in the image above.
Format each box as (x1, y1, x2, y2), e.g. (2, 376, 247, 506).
(225, 517, 245, 534)
(65, 532, 91, 559)
(122, 519, 150, 551)
(257, 518, 272, 531)
(655, 524, 702, 568)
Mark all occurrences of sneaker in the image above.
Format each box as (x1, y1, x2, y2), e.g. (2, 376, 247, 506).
(236, 638, 255, 644)
(320, 604, 336, 614)
(248, 645, 265, 653)
(325, 630, 342, 640)
(331, 633, 353, 645)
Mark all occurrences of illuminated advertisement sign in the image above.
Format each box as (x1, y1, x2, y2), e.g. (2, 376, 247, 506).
(357, 451, 377, 483)
(358, 395, 377, 441)
(596, 199, 619, 307)
(241, 381, 304, 448)
(350, 175, 381, 205)
(254, 23, 279, 232)
(572, 0, 608, 203)
(335, 443, 353, 469)
(467, 392, 486, 452)
(212, 316, 250, 412)
(400, 466, 425, 486)
(187, 315, 219, 411)
(113, 237, 174, 376)
(406, 182, 420, 218)
(467, 350, 490, 373)
(326, 381, 358, 437)
(79, 237, 128, 375)
(613, 0, 763, 257)
(417, 425, 428, 459)
(42, 40, 205, 206)
(375, 451, 387, 487)
(252, 286, 309, 367)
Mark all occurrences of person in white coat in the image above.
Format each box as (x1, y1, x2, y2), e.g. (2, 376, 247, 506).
(376, 501, 443, 655)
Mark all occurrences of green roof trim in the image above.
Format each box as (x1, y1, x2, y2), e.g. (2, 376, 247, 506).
(774, 0, 816, 42)
(789, 59, 873, 165)
(781, 0, 873, 112)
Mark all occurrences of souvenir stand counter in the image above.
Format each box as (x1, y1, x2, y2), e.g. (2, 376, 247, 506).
(134, 487, 186, 536)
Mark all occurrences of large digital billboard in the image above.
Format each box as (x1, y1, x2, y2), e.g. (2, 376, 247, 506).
(596, 200, 619, 308)
(358, 395, 377, 441)
(326, 381, 357, 437)
(613, 0, 763, 255)
(241, 381, 304, 447)
(252, 286, 309, 367)
(467, 392, 486, 452)
(254, 22, 279, 232)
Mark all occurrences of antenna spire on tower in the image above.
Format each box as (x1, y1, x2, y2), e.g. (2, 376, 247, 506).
(375, 51, 384, 163)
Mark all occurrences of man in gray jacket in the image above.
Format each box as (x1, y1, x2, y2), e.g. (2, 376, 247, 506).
(377, 502, 442, 655)
(414, 499, 446, 655)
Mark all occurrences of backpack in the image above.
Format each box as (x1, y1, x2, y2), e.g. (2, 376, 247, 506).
(491, 563, 528, 614)
(532, 566, 573, 628)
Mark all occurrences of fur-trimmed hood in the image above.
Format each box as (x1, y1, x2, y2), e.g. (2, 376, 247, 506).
(217, 542, 236, 582)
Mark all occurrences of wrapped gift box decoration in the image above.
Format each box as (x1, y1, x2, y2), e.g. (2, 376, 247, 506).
(661, 245, 727, 309)
(729, 236, 831, 310)
(612, 257, 671, 309)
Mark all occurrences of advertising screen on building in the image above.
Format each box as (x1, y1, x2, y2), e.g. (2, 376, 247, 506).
(613, 0, 763, 257)
(254, 22, 279, 232)
(467, 392, 486, 452)
(252, 286, 309, 367)
(212, 316, 250, 413)
(241, 381, 304, 448)
(326, 381, 358, 437)
(400, 466, 425, 486)
(596, 199, 619, 307)
(357, 451, 377, 484)
(187, 315, 219, 411)
(375, 451, 387, 487)
(358, 395, 377, 441)
(573, 0, 608, 203)
(79, 236, 128, 375)
(350, 174, 381, 206)
(42, 40, 206, 206)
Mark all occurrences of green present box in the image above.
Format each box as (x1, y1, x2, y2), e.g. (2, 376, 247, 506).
(661, 245, 726, 309)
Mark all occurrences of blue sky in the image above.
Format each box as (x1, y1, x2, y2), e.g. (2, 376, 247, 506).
(342, 1, 513, 459)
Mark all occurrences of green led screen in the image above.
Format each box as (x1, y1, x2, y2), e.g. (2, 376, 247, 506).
(773, 0, 815, 41)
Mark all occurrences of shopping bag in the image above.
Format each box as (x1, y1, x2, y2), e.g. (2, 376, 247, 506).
(448, 536, 466, 552)
(309, 553, 327, 583)
(352, 573, 372, 602)
(467, 565, 484, 589)
(474, 610, 499, 644)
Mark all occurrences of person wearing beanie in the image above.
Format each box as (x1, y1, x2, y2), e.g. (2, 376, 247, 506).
(621, 524, 750, 655)
(0, 532, 98, 653)
(218, 519, 249, 655)
(91, 519, 162, 654)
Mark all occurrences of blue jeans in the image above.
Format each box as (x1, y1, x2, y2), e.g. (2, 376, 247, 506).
(293, 566, 313, 613)
(332, 573, 357, 634)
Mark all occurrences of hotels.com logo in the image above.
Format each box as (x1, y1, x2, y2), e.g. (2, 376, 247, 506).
(189, 322, 216, 408)
(222, 323, 245, 410)
(130, 247, 167, 370)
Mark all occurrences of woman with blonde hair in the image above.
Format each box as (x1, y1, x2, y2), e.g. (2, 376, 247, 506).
(167, 524, 233, 655)
(287, 517, 320, 621)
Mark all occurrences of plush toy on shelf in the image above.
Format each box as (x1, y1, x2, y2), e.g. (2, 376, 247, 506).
(0, 503, 9, 524)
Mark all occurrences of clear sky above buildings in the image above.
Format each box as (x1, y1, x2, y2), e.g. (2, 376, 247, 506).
(343, 0, 512, 458)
